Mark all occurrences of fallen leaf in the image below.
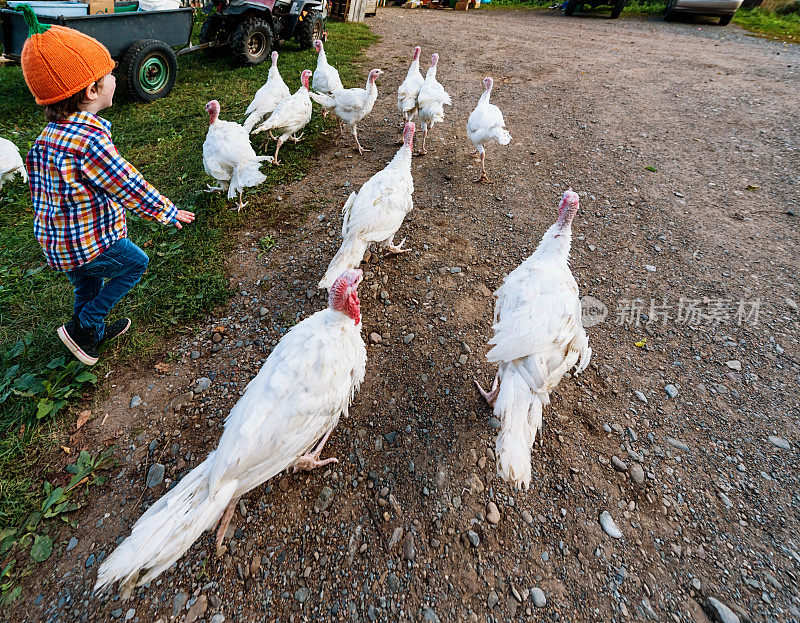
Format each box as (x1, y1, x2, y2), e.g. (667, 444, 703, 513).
(154, 363, 171, 374)
(76, 410, 92, 430)
(644, 166, 657, 172)
(101, 413, 109, 426)
(60, 446, 71, 454)
(746, 184, 759, 191)
(634, 338, 647, 348)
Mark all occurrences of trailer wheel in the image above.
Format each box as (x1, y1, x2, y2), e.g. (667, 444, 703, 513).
(296, 11, 324, 50)
(564, 0, 580, 15)
(718, 13, 733, 25)
(232, 18, 273, 66)
(120, 40, 178, 102)
(610, 0, 626, 17)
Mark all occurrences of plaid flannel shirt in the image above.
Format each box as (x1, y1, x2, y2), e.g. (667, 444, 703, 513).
(27, 111, 177, 271)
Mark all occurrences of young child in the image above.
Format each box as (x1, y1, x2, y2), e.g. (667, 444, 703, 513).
(18, 6, 195, 366)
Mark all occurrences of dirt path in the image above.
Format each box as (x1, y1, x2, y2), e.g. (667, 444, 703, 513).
(18, 8, 800, 623)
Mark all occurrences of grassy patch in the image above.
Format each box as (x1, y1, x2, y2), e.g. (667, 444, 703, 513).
(734, 7, 800, 42)
(0, 18, 375, 545)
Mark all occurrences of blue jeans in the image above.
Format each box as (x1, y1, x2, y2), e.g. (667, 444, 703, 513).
(64, 238, 149, 341)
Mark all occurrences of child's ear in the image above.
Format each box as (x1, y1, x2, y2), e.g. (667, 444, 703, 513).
(83, 81, 99, 103)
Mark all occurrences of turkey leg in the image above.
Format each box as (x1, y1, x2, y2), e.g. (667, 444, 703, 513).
(417, 128, 428, 156)
(293, 428, 338, 472)
(215, 496, 240, 556)
(353, 126, 370, 154)
(382, 236, 410, 257)
(474, 152, 491, 184)
(475, 373, 500, 407)
(273, 138, 285, 166)
(236, 190, 247, 212)
(290, 132, 305, 143)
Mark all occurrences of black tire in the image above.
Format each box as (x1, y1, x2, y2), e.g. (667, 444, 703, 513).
(718, 13, 733, 24)
(119, 39, 178, 103)
(663, 0, 677, 20)
(296, 10, 324, 50)
(610, 0, 626, 17)
(232, 18, 274, 66)
(199, 14, 230, 57)
(564, 0, 580, 14)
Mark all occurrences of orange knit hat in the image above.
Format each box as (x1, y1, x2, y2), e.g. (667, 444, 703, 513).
(17, 4, 115, 106)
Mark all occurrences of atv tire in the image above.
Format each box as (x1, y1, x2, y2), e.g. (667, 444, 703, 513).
(297, 10, 324, 50)
(199, 14, 230, 57)
(232, 18, 274, 66)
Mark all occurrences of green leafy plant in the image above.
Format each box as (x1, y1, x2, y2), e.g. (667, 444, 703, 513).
(257, 235, 278, 257)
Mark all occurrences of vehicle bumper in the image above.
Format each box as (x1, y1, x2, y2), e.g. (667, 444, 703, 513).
(672, 0, 742, 13)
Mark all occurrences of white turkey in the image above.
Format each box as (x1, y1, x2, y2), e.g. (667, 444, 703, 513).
(416, 53, 451, 156)
(309, 68, 383, 155)
(95, 269, 367, 594)
(0, 137, 27, 192)
(475, 190, 591, 489)
(311, 39, 343, 118)
(467, 76, 512, 183)
(242, 51, 291, 134)
(318, 122, 415, 290)
(397, 46, 423, 124)
(251, 69, 313, 165)
(202, 100, 271, 211)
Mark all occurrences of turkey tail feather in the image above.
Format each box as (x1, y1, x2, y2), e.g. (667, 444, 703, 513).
(493, 127, 512, 146)
(228, 162, 267, 198)
(341, 191, 357, 238)
(95, 456, 237, 593)
(494, 366, 541, 490)
(318, 237, 369, 290)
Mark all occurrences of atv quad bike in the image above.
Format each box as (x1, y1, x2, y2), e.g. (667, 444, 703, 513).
(199, 0, 327, 65)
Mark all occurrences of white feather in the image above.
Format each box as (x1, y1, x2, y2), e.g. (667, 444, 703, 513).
(484, 192, 591, 489)
(417, 62, 451, 134)
(251, 82, 313, 145)
(397, 52, 423, 120)
(96, 303, 367, 592)
(467, 84, 512, 157)
(312, 43, 343, 96)
(0, 137, 27, 191)
(242, 57, 292, 134)
(203, 114, 270, 200)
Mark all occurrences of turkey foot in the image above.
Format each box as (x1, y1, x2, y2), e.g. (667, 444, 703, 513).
(205, 184, 224, 193)
(322, 108, 329, 119)
(235, 191, 248, 212)
(215, 496, 240, 556)
(290, 132, 304, 143)
(382, 238, 410, 256)
(474, 172, 492, 184)
(475, 373, 500, 407)
(416, 129, 428, 156)
(353, 126, 370, 154)
(293, 428, 337, 473)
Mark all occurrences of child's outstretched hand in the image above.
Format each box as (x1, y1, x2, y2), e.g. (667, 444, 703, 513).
(174, 209, 195, 230)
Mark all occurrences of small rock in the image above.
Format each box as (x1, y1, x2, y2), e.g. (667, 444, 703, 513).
(194, 377, 212, 393)
(422, 607, 440, 623)
(600, 511, 623, 539)
(634, 391, 648, 404)
(110, 609, 123, 619)
(85, 553, 95, 568)
(259, 307, 268, 317)
(210, 616, 225, 623)
(486, 502, 500, 525)
(279, 477, 289, 491)
(611, 456, 628, 471)
(488, 417, 501, 430)
(767, 436, 791, 450)
(466, 530, 480, 547)
(172, 592, 188, 617)
(644, 265, 656, 272)
(190, 350, 201, 360)
(402, 532, 415, 561)
(664, 384, 679, 399)
(487, 591, 499, 609)
(629, 463, 645, 485)
(706, 597, 740, 623)
(66, 537, 78, 552)
(724, 360, 742, 371)
(666, 437, 690, 452)
(786, 297, 798, 311)
(314, 486, 334, 513)
(130, 396, 142, 408)
(403, 333, 415, 344)
(295, 587, 310, 603)
(521, 510, 533, 525)
(531, 587, 547, 608)
(125, 609, 135, 621)
(146, 463, 165, 488)
(212, 332, 223, 343)
(384, 431, 398, 445)
(369, 333, 382, 344)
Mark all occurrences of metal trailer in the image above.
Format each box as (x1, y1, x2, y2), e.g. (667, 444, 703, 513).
(0, 6, 199, 101)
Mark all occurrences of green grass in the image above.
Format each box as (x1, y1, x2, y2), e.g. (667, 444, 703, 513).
(734, 7, 800, 42)
(0, 19, 376, 536)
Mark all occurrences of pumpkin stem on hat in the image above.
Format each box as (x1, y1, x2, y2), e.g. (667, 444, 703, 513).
(16, 4, 51, 36)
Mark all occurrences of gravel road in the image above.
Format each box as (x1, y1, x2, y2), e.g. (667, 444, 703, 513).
(16, 7, 800, 623)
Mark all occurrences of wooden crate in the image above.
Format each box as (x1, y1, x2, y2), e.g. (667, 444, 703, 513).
(329, 0, 368, 21)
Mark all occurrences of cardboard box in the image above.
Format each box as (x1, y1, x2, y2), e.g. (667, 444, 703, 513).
(88, 0, 114, 14)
